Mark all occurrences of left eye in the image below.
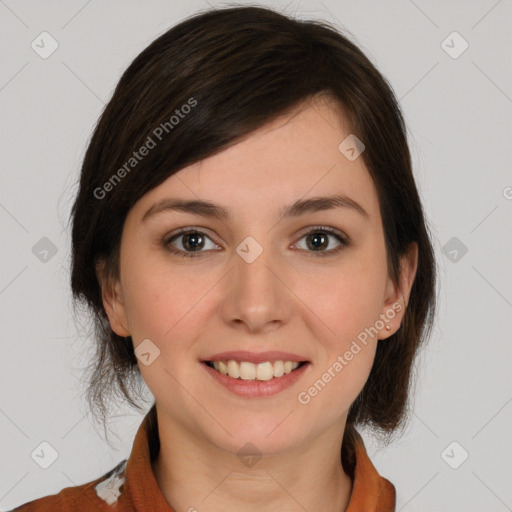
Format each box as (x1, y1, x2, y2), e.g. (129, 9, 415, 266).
(294, 228, 348, 254)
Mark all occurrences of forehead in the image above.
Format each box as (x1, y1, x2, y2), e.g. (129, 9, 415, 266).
(130, 96, 380, 224)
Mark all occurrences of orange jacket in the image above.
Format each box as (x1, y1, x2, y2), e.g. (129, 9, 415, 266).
(11, 410, 395, 511)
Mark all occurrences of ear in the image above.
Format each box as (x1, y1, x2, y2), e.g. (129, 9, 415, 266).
(378, 241, 418, 339)
(95, 260, 130, 337)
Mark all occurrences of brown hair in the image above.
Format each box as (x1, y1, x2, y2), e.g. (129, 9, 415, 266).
(69, 4, 437, 471)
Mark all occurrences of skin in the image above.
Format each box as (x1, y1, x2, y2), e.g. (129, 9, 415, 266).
(98, 94, 418, 512)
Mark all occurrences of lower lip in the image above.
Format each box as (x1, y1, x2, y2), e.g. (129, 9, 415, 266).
(202, 362, 311, 398)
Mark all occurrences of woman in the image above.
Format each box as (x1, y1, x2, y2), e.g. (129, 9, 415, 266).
(13, 4, 436, 511)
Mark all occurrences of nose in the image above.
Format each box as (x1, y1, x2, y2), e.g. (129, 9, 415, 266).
(220, 238, 293, 334)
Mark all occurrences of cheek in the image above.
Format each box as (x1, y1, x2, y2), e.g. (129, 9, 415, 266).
(299, 329, 377, 412)
(295, 339, 376, 437)
(122, 267, 199, 396)
(122, 255, 199, 341)
(296, 250, 384, 406)
(304, 261, 387, 348)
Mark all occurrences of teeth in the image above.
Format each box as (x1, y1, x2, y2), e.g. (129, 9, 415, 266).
(273, 360, 284, 377)
(218, 361, 227, 375)
(210, 360, 301, 380)
(255, 362, 273, 381)
(227, 360, 239, 378)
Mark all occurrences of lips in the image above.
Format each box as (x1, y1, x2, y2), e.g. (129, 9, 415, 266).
(202, 358, 311, 398)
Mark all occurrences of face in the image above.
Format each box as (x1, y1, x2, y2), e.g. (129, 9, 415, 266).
(99, 95, 417, 456)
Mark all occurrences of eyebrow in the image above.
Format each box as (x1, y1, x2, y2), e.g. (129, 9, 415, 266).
(142, 194, 370, 223)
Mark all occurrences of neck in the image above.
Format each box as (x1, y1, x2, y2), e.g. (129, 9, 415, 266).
(151, 412, 354, 512)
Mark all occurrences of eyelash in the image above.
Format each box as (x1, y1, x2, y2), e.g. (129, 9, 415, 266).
(162, 226, 350, 259)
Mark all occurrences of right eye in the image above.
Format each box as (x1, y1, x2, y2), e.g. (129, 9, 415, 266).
(163, 228, 221, 258)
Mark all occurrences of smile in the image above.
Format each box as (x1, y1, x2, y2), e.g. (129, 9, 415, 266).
(202, 359, 311, 398)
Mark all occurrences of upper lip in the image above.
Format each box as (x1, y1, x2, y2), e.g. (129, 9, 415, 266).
(202, 351, 309, 364)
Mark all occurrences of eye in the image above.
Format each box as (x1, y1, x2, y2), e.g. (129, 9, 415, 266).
(294, 226, 349, 256)
(164, 228, 220, 258)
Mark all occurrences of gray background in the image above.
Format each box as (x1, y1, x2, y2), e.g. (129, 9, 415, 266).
(1, 0, 511, 510)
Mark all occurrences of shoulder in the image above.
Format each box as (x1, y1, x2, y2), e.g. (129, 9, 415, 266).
(10, 459, 129, 512)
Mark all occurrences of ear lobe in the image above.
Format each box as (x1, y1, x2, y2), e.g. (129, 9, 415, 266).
(95, 260, 130, 337)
